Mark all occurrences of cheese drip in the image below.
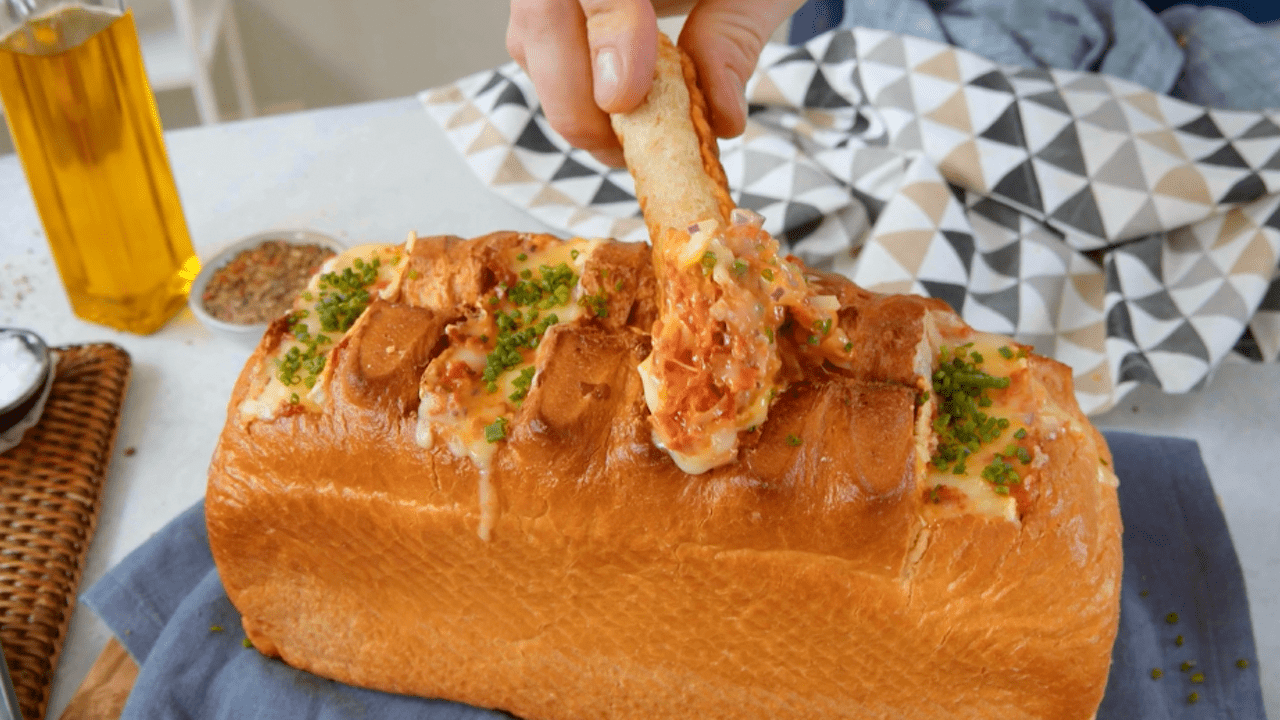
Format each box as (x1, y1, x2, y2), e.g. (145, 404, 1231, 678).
(414, 238, 602, 539)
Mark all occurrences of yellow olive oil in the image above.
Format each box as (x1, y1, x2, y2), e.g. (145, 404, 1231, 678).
(0, 6, 199, 334)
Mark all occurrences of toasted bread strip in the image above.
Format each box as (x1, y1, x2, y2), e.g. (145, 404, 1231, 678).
(610, 34, 733, 247)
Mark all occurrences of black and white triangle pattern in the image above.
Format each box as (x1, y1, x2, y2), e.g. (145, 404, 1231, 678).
(422, 27, 1280, 414)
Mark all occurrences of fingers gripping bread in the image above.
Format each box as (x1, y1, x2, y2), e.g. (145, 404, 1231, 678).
(607, 35, 733, 248)
(206, 33, 1122, 720)
(611, 36, 859, 473)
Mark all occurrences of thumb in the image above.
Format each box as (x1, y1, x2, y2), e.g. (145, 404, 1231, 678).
(580, 0, 660, 113)
(678, 0, 807, 137)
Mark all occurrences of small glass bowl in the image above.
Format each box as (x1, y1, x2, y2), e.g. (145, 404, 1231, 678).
(0, 328, 54, 455)
(188, 230, 346, 350)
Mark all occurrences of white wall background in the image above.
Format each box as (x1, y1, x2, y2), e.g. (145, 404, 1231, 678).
(184, 0, 517, 118)
(158, 2, 690, 123)
(0, 1, 704, 155)
(2, 2, 1278, 154)
(0, 0, 519, 152)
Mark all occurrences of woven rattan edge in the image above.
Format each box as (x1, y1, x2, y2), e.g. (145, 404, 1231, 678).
(0, 343, 132, 720)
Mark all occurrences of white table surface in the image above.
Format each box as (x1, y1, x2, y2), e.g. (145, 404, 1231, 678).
(0, 95, 1274, 719)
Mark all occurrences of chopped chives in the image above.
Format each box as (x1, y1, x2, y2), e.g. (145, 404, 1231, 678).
(484, 416, 509, 443)
(929, 344, 1021, 493)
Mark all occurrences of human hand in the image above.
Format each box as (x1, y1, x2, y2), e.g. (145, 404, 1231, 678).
(506, 0, 807, 166)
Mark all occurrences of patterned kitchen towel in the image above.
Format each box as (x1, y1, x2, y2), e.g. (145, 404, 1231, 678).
(419, 28, 1280, 415)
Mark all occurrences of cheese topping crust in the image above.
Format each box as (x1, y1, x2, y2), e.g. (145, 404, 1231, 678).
(239, 243, 403, 420)
(238, 235, 1103, 525)
(414, 238, 601, 472)
(639, 208, 851, 474)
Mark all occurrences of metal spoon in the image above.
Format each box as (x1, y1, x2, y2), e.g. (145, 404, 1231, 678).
(0, 647, 21, 720)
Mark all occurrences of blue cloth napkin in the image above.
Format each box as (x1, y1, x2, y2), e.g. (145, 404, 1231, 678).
(83, 432, 1265, 719)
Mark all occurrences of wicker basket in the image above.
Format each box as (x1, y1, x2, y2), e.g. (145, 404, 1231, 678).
(0, 344, 131, 720)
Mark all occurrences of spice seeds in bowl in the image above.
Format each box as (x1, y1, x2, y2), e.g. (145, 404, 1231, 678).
(190, 230, 346, 349)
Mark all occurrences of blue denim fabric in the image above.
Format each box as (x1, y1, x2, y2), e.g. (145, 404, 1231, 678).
(1144, 0, 1279, 23)
(825, 0, 1280, 110)
(1162, 5, 1280, 109)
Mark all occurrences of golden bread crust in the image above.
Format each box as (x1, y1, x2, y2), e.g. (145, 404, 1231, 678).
(208, 230, 1121, 720)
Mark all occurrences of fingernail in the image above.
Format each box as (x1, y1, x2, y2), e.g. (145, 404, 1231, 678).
(733, 74, 748, 125)
(596, 48, 620, 107)
(714, 72, 748, 137)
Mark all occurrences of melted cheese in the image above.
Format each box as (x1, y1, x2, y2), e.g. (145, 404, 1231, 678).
(923, 332, 1033, 522)
(414, 239, 600, 466)
(239, 243, 405, 420)
(412, 237, 603, 540)
(477, 470, 497, 542)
